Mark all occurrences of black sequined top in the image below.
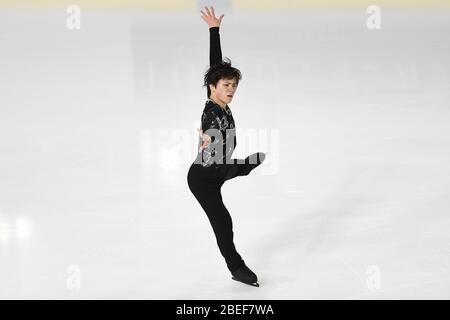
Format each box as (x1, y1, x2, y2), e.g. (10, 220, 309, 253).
(196, 27, 237, 167)
(197, 99, 237, 167)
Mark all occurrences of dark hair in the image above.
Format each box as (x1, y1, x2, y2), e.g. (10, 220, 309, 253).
(203, 57, 242, 98)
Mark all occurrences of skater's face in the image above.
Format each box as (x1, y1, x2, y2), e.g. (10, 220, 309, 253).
(209, 78, 238, 106)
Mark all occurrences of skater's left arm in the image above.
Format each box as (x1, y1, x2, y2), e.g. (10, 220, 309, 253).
(198, 109, 222, 152)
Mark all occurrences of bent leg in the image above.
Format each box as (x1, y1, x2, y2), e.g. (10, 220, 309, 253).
(189, 184, 245, 273)
(225, 152, 266, 181)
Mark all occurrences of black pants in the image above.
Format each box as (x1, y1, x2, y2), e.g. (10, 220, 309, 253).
(187, 152, 265, 273)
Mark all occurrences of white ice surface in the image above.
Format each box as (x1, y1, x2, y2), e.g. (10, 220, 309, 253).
(0, 8, 449, 299)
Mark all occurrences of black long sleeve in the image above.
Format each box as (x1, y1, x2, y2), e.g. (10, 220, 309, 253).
(196, 27, 237, 167)
(209, 27, 222, 66)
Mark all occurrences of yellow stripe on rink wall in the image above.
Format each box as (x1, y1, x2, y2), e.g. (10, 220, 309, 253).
(0, 0, 196, 9)
(233, 0, 450, 10)
(0, 0, 449, 9)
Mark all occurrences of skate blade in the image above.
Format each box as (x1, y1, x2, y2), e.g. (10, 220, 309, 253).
(232, 277, 260, 287)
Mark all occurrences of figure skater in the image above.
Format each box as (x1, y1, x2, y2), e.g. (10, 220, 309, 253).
(187, 6, 266, 287)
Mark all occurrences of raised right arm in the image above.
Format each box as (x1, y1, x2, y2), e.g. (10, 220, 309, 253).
(200, 6, 224, 66)
(209, 27, 222, 66)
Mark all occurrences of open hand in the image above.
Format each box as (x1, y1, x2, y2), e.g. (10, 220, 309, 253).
(197, 128, 212, 152)
(200, 6, 224, 28)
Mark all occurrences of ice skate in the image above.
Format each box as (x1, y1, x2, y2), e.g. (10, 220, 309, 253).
(231, 264, 259, 287)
